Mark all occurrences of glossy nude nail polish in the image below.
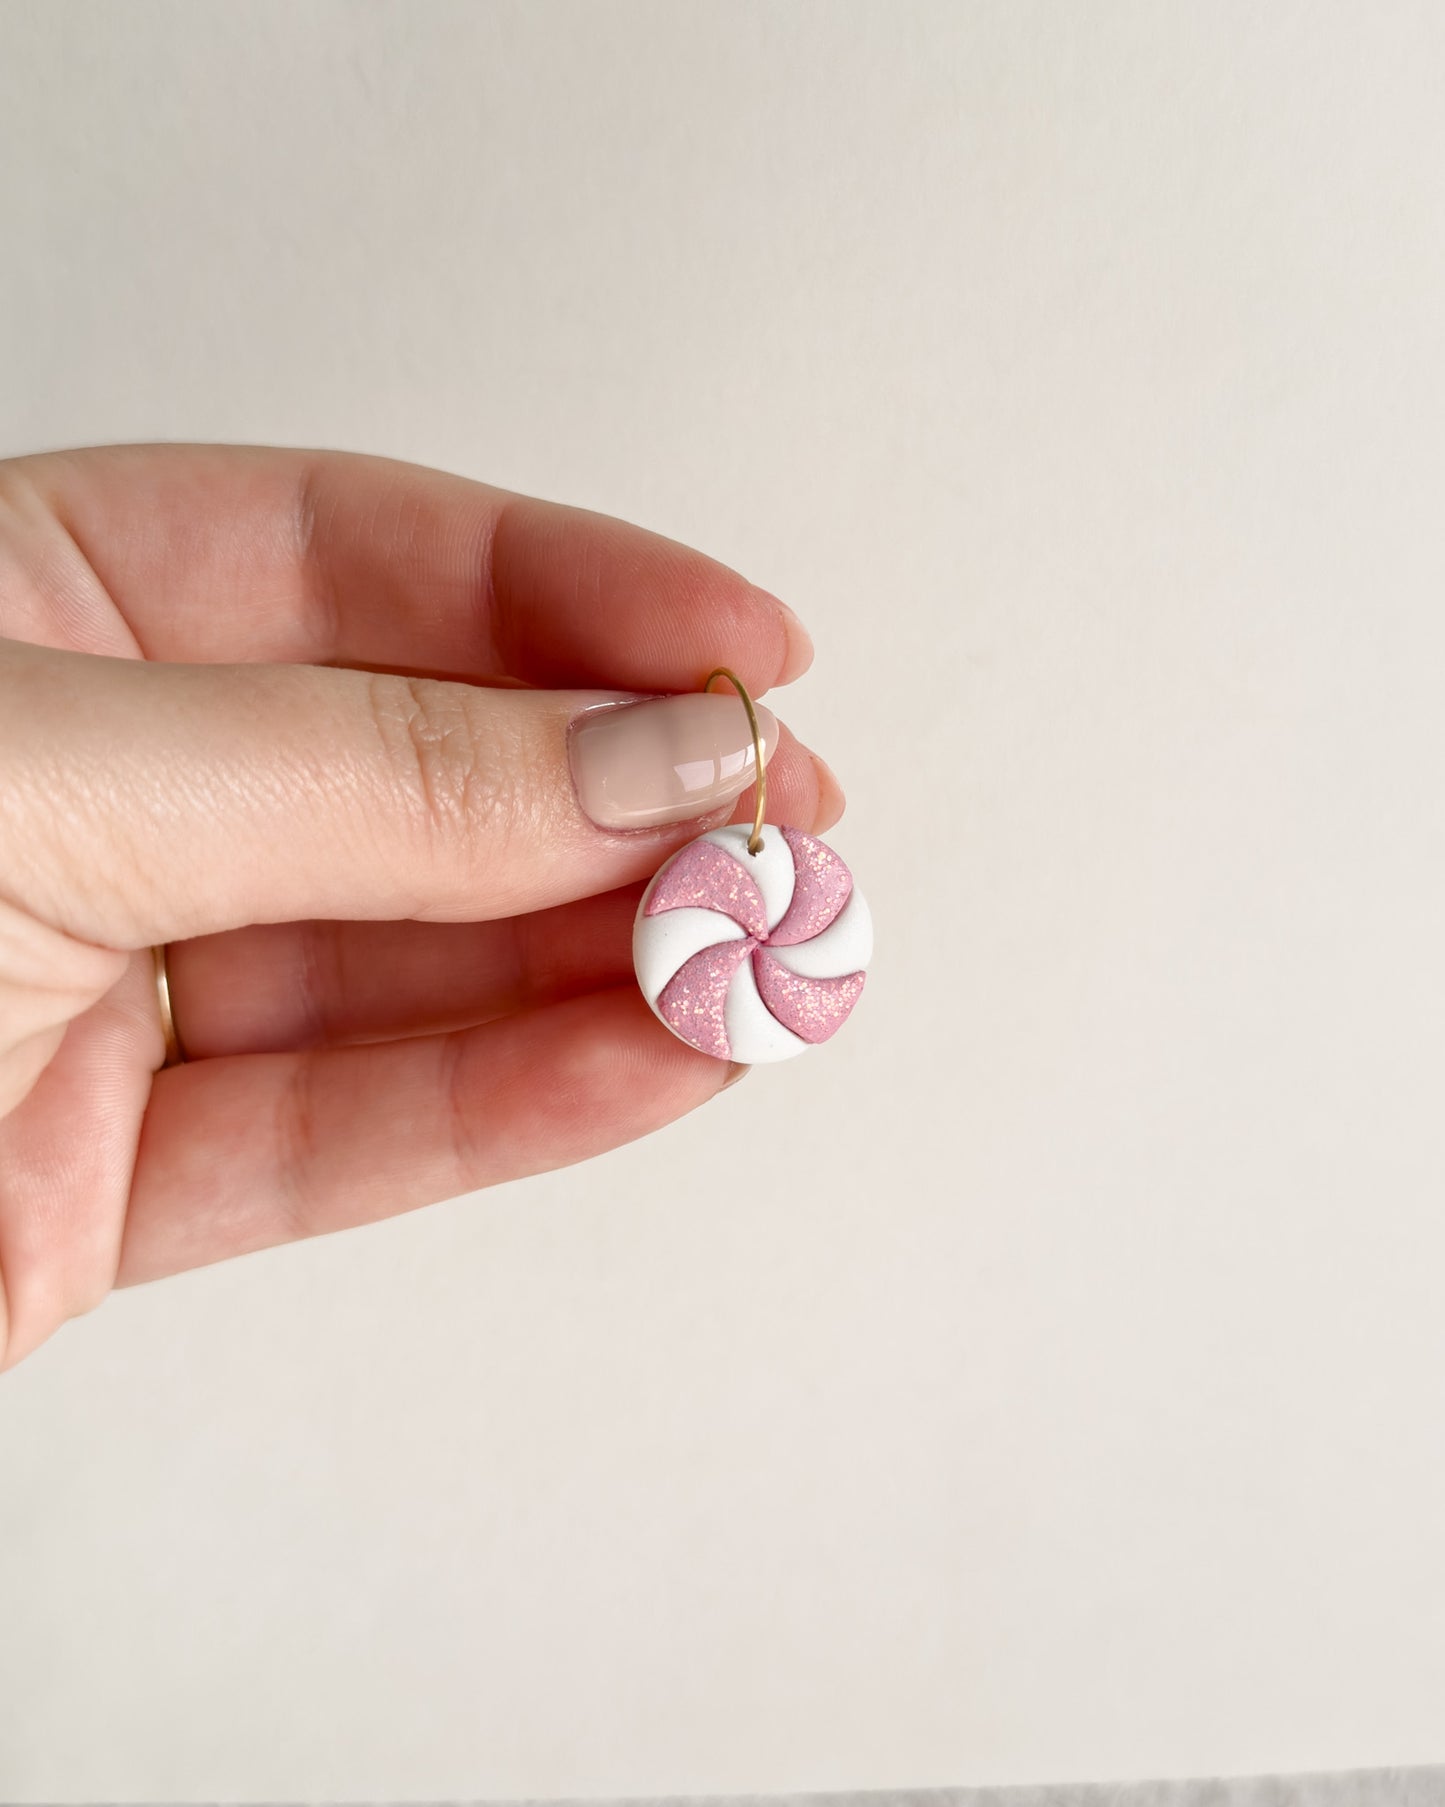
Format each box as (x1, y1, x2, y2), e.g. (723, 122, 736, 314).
(567, 692, 779, 831)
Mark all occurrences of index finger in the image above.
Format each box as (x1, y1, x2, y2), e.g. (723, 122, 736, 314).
(7, 443, 814, 693)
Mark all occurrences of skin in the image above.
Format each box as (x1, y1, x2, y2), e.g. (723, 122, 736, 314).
(0, 445, 844, 1371)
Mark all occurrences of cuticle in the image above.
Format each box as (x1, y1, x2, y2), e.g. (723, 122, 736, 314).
(567, 691, 671, 723)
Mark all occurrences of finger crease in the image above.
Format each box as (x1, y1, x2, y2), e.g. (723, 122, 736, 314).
(294, 462, 343, 663)
(439, 1029, 485, 1192)
(276, 1056, 327, 1242)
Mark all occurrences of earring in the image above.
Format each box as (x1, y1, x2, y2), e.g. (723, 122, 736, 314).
(633, 667, 871, 1064)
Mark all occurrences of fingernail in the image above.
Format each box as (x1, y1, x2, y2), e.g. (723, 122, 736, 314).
(759, 589, 814, 683)
(811, 751, 846, 831)
(568, 692, 780, 831)
(721, 1061, 751, 1089)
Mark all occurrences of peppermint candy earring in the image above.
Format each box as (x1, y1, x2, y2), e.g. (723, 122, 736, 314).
(633, 667, 872, 1063)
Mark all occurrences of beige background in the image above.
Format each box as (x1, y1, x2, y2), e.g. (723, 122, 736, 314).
(3, 0, 1445, 1798)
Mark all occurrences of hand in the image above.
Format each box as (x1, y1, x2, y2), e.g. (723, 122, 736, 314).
(0, 445, 842, 1369)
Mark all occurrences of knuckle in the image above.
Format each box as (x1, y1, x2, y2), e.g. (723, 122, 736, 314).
(364, 673, 519, 859)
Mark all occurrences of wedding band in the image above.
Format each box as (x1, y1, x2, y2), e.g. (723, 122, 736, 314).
(152, 944, 185, 1067)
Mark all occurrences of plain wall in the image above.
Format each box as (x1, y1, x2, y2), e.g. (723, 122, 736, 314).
(2, 0, 1445, 1797)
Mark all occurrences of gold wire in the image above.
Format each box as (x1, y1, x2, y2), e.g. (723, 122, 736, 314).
(704, 666, 767, 855)
(152, 943, 185, 1067)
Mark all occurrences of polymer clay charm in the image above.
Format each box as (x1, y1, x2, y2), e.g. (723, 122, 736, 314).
(633, 668, 871, 1064)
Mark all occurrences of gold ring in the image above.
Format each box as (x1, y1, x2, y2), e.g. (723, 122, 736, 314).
(704, 666, 768, 856)
(152, 944, 185, 1067)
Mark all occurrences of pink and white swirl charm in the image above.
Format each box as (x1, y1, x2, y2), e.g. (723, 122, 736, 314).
(633, 821, 872, 1064)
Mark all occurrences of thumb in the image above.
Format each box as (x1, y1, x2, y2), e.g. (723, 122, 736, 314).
(0, 639, 782, 948)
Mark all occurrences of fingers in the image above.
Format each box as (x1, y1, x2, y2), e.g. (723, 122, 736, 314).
(0, 951, 157, 1370)
(116, 987, 743, 1287)
(6, 444, 812, 693)
(173, 886, 643, 1058)
(0, 639, 806, 947)
(165, 722, 844, 1056)
(0, 892, 129, 1115)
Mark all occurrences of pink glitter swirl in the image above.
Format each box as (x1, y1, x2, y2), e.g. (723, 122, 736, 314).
(655, 939, 754, 1059)
(644, 838, 769, 938)
(752, 950, 866, 1043)
(769, 827, 854, 946)
(644, 829, 865, 1057)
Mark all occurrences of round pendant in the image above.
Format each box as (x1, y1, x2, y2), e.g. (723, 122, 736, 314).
(633, 822, 872, 1063)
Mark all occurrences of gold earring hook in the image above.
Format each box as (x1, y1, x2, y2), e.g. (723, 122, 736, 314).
(704, 666, 766, 855)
